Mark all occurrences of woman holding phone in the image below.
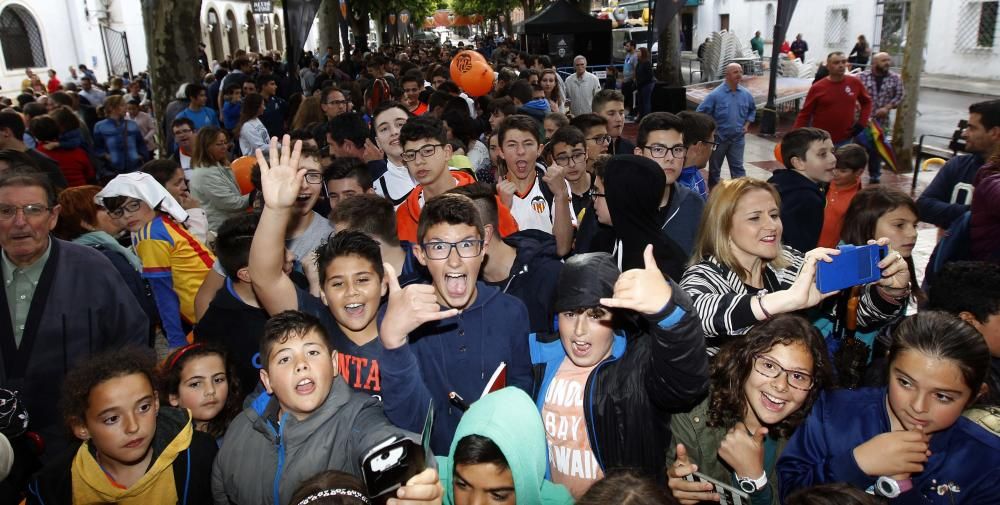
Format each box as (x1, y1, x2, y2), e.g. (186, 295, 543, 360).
(680, 178, 909, 355)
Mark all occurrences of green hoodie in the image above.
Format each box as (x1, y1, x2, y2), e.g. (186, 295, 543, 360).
(437, 388, 574, 505)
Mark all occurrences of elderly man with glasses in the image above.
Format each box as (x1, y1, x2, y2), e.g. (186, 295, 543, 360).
(0, 168, 148, 463)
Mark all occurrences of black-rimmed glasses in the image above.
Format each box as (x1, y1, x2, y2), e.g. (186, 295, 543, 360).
(402, 144, 446, 162)
(640, 144, 687, 160)
(421, 240, 484, 260)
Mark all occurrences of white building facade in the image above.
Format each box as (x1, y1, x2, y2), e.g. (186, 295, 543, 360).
(0, 0, 286, 96)
(682, 0, 1000, 79)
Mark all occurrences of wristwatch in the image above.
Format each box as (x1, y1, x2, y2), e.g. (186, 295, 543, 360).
(736, 472, 768, 494)
(875, 476, 913, 498)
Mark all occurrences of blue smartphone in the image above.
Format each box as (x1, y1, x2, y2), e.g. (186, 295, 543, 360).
(815, 244, 888, 294)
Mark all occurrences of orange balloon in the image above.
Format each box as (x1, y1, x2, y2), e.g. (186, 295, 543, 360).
(450, 50, 487, 83)
(231, 156, 257, 195)
(773, 143, 782, 164)
(459, 60, 494, 97)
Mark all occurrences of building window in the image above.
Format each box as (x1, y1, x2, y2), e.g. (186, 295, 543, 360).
(0, 5, 47, 70)
(957, 0, 999, 52)
(825, 8, 848, 46)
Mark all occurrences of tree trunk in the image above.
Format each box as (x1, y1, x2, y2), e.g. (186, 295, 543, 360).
(655, 16, 683, 85)
(892, 0, 930, 178)
(317, 0, 342, 57)
(140, 0, 204, 154)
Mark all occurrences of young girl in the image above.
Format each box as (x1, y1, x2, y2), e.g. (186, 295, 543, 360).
(96, 172, 215, 349)
(158, 344, 241, 442)
(29, 348, 217, 504)
(667, 314, 832, 505)
(778, 311, 1000, 503)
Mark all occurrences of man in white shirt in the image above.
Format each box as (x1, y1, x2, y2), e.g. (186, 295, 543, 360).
(78, 76, 106, 108)
(563, 55, 602, 117)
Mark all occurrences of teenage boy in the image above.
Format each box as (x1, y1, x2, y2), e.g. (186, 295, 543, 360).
(400, 72, 428, 116)
(547, 126, 593, 217)
(818, 143, 867, 248)
(531, 248, 708, 496)
(330, 193, 426, 287)
(769, 127, 836, 253)
(170, 118, 196, 173)
(634, 112, 705, 257)
(211, 311, 443, 505)
(496, 114, 574, 257)
(257, 74, 288, 138)
(570, 113, 611, 173)
(175, 83, 219, 131)
(323, 156, 374, 213)
(676, 111, 715, 200)
(249, 138, 387, 396)
(451, 183, 563, 334)
(195, 213, 294, 392)
(326, 112, 368, 160)
(592, 90, 634, 155)
(370, 101, 417, 208)
(378, 193, 534, 455)
(396, 116, 518, 242)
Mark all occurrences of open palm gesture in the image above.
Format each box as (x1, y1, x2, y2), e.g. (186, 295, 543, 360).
(255, 135, 304, 210)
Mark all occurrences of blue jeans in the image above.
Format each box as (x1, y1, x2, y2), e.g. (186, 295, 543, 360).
(639, 82, 654, 118)
(708, 135, 746, 187)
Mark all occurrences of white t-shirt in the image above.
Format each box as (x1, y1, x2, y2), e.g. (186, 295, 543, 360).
(373, 159, 416, 209)
(508, 173, 575, 235)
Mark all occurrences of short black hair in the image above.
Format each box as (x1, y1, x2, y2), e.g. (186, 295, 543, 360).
(548, 125, 585, 150)
(28, 116, 60, 142)
(498, 114, 541, 144)
(448, 183, 499, 228)
(171, 117, 195, 131)
(570, 113, 608, 134)
(185, 83, 207, 100)
(327, 112, 367, 148)
(329, 193, 400, 246)
(256, 74, 277, 89)
(442, 108, 480, 145)
(323, 156, 372, 190)
(60, 347, 157, 427)
(834, 143, 869, 171)
(636, 112, 684, 147)
(677, 111, 716, 147)
(417, 193, 484, 244)
(400, 71, 423, 87)
(371, 100, 412, 128)
(780, 127, 831, 170)
(536, 55, 552, 68)
(507, 80, 533, 104)
(437, 80, 460, 95)
(260, 311, 330, 370)
(215, 213, 260, 278)
(487, 97, 516, 117)
(315, 229, 384, 285)
(0, 111, 26, 139)
(453, 434, 509, 470)
(400, 115, 447, 146)
(969, 99, 1000, 130)
(141, 159, 182, 187)
(927, 261, 1000, 324)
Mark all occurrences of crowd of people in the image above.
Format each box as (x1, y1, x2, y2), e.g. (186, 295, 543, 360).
(0, 34, 997, 505)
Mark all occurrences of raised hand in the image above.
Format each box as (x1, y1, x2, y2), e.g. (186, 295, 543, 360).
(853, 428, 931, 477)
(870, 238, 910, 298)
(718, 424, 767, 478)
(379, 262, 460, 350)
(387, 468, 443, 505)
(788, 247, 840, 309)
(496, 179, 516, 209)
(542, 163, 568, 197)
(254, 135, 304, 211)
(667, 443, 720, 504)
(599, 245, 672, 315)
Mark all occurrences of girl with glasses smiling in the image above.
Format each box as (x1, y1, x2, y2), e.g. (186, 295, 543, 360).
(667, 314, 832, 505)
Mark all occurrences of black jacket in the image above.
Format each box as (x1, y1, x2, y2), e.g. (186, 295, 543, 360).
(768, 169, 825, 253)
(530, 282, 709, 480)
(487, 230, 564, 334)
(28, 407, 217, 505)
(194, 282, 270, 397)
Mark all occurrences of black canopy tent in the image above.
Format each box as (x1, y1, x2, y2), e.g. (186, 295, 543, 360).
(519, 0, 612, 67)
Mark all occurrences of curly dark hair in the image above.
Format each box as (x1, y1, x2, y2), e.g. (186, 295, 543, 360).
(156, 343, 242, 439)
(60, 346, 157, 428)
(706, 314, 832, 439)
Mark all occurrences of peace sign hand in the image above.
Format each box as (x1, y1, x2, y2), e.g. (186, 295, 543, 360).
(599, 245, 672, 315)
(255, 135, 304, 211)
(379, 262, 460, 350)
